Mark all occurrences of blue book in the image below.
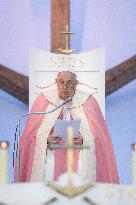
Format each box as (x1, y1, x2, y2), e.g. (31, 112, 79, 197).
(54, 119, 81, 141)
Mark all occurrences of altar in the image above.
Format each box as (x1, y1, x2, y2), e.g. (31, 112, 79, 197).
(0, 182, 136, 205)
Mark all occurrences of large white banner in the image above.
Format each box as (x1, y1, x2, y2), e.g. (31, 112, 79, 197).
(29, 47, 105, 115)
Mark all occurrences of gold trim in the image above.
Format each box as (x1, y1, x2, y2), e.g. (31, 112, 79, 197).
(58, 48, 76, 55)
(36, 81, 98, 92)
(79, 82, 98, 91)
(58, 25, 76, 55)
(36, 82, 56, 90)
(47, 181, 94, 198)
(35, 92, 98, 109)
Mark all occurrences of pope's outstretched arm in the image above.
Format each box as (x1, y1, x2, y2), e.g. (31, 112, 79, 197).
(83, 95, 119, 183)
(15, 94, 49, 182)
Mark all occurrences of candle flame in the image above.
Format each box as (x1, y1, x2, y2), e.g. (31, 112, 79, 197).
(0, 141, 9, 149)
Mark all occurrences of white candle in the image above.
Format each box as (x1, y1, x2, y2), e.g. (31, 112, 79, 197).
(67, 126, 73, 187)
(0, 141, 9, 183)
(132, 144, 136, 184)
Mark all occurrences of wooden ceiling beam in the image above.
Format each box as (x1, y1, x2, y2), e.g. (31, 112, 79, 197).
(51, 0, 70, 53)
(106, 55, 136, 96)
(0, 65, 28, 104)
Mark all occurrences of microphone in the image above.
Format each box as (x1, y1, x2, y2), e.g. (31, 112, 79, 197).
(17, 96, 72, 122)
(13, 96, 73, 182)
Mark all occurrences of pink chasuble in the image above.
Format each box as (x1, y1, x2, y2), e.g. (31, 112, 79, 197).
(14, 94, 49, 182)
(16, 93, 119, 183)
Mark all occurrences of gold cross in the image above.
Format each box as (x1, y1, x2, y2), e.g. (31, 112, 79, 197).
(47, 127, 93, 198)
(58, 25, 76, 54)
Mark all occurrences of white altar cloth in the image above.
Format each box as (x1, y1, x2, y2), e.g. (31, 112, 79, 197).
(0, 182, 136, 205)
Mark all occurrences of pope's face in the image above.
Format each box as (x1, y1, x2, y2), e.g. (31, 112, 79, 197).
(56, 71, 78, 100)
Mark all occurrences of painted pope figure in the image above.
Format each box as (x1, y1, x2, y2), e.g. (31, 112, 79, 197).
(18, 71, 119, 183)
